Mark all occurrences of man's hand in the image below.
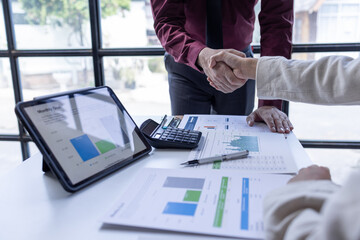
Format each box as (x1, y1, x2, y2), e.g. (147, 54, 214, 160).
(247, 106, 294, 133)
(288, 165, 332, 183)
(208, 49, 258, 80)
(197, 48, 247, 93)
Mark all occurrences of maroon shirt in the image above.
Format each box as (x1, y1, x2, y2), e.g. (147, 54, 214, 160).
(151, 0, 293, 110)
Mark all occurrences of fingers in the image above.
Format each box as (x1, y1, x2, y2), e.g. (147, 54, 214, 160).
(270, 108, 294, 133)
(209, 50, 245, 70)
(246, 113, 255, 127)
(247, 106, 294, 133)
(289, 165, 332, 183)
(207, 62, 247, 93)
(206, 49, 248, 93)
(226, 49, 246, 58)
(262, 116, 277, 133)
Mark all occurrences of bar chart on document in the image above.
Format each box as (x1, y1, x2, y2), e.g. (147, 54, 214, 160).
(103, 168, 291, 239)
(179, 115, 297, 173)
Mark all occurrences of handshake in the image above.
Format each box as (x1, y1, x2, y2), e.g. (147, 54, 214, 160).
(197, 48, 258, 93)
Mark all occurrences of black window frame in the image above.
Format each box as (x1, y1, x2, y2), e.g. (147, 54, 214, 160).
(1, 0, 360, 161)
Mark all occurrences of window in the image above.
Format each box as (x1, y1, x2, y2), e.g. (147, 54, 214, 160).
(1, 0, 359, 178)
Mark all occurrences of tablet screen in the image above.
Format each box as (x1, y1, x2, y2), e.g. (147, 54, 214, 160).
(23, 87, 148, 185)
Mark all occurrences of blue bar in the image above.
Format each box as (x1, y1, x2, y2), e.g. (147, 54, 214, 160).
(184, 116, 198, 130)
(241, 178, 249, 230)
(70, 134, 100, 161)
(163, 202, 197, 216)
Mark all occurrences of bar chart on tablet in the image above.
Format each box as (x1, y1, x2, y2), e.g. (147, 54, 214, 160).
(69, 115, 130, 162)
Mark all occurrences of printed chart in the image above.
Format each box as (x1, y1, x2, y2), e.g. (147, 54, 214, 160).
(103, 168, 292, 239)
(179, 115, 270, 133)
(188, 130, 297, 173)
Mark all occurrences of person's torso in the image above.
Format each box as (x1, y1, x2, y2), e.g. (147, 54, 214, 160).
(183, 0, 258, 50)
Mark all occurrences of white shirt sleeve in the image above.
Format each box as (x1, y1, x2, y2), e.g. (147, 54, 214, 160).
(264, 171, 360, 240)
(256, 56, 360, 105)
(263, 180, 339, 240)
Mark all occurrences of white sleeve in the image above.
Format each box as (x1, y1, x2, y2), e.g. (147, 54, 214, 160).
(316, 172, 360, 240)
(263, 180, 339, 240)
(256, 56, 360, 105)
(264, 172, 360, 240)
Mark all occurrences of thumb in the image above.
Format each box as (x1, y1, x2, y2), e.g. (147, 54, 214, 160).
(209, 52, 224, 68)
(233, 69, 243, 79)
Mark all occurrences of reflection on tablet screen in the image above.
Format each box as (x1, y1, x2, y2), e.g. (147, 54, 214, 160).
(24, 88, 147, 184)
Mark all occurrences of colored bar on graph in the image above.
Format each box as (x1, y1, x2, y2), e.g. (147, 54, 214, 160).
(184, 116, 198, 130)
(212, 161, 221, 169)
(163, 177, 205, 189)
(163, 202, 197, 216)
(241, 178, 249, 230)
(183, 190, 201, 202)
(213, 177, 228, 227)
(70, 134, 100, 161)
(95, 140, 116, 154)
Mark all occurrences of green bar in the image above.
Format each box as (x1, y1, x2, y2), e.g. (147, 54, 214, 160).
(95, 140, 116, 154)
(212, 161, 221, 169)
(183, 190, 201, 202)
(213, 177, 228, 227)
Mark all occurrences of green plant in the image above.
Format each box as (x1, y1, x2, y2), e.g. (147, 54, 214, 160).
(19, 0, 131, 46)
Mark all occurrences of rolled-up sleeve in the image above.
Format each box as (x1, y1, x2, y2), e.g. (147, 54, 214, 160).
(151, 0, 206, 71)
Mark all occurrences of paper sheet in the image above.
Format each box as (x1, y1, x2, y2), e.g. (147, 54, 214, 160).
(103, 168, 291, 239)
(179, 115, 297, 173)
(178, 114, 270, 133)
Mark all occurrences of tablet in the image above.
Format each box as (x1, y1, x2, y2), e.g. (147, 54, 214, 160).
(15, 86, 152, 192)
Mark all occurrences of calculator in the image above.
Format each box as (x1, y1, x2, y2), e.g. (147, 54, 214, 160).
(139, 117, 202, 149)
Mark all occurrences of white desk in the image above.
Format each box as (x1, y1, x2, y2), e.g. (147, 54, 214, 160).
(0, 131, 311, 240)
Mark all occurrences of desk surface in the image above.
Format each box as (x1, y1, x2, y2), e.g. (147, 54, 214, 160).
(0, 122, 312, 240)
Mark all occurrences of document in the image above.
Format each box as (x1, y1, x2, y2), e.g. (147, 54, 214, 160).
(103, 168, 291, 239)
(179, 115, 297, 173)
(178, 114, 270, 133)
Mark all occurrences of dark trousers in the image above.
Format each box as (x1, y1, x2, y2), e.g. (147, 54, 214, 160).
(164, 47, 255, 115)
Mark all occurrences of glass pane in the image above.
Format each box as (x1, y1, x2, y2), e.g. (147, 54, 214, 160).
(101, 0, 161, 48)
(103, 56, 170, 116)
(290, 52, 360, 141)
(0, 1, 7, 49)
(19, 57, 95, 100)
(0, 141, 22, 177)
(294, 0, 360, 43)
(11, 0, 91, 49)
(0, 58, 18, 134)
(305, 149, 360, 185)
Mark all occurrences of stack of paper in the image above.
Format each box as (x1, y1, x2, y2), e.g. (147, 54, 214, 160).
(102, 115, 300, 239)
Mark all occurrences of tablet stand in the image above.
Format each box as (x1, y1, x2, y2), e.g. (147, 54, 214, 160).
(42, 158, 51, 172)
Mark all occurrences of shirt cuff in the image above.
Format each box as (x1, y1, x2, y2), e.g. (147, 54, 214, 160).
(186, 42, 207, 73)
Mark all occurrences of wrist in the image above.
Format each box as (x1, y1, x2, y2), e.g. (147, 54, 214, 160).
(196, 47, 211, 70)
(245, 58, 258, 79)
